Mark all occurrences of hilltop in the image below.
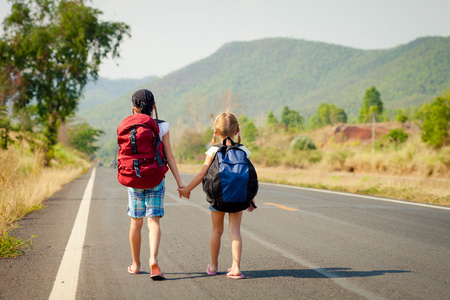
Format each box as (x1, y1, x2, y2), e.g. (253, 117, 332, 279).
(146, 36, 450, 120)
(76, 36, 450, 159)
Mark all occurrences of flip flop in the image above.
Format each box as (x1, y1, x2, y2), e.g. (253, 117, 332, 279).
(127, 265, 140, 275)
(150, 263, 165, 281)
(150, 273, 165, 281)
(206, 264, 217, 276)
(227, 273, 245, 279)
(227, 268, 245, 279)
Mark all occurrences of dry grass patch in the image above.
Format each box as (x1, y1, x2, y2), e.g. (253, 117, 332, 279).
(256, 166, 449, 206)
(0, 145, 90, 233)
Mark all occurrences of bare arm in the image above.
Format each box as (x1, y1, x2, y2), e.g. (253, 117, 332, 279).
(161, 131, 184, 188)
(178, 154, 213, 197)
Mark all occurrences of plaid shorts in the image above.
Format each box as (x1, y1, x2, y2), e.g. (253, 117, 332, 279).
(127, 179, 165, 218)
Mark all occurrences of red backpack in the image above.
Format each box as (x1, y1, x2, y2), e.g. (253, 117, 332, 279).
(117, 114, 168, 189)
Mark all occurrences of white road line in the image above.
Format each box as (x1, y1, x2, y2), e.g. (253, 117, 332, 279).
(261, 182, 450, 211)
(165, 191, 381, 300)
(49, 168, 96, 300)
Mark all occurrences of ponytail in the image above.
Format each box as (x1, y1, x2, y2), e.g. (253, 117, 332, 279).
(154, 106, 159, 120)
(211, 133, 216, 146)
(237, 124, 241, 143)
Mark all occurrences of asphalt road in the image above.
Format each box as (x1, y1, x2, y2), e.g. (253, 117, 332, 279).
(1, 167, 449, 299)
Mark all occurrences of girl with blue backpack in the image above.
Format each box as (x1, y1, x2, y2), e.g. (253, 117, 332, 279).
(178, 112, 257, 279)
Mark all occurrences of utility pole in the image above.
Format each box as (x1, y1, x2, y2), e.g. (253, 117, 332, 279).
(371, 113, 376, 153)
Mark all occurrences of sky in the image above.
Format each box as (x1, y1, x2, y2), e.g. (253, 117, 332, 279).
(1, 0, 449, 79)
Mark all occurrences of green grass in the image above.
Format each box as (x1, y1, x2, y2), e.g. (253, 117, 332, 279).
(0, 228, 36, 258)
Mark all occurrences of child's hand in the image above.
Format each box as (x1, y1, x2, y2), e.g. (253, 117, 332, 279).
(247, 199, 257, 212)
(177, 187, 190, 199)
(177, 184, 186, 198)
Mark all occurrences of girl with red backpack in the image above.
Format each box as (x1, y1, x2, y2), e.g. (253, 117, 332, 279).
(117, 89, 185, 280)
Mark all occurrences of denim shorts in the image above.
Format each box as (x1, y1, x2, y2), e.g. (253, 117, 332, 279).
(209, 205, 220, 212)
(127, 179, 165, 218)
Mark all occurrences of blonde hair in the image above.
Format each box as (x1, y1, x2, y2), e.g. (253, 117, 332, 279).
(211, 112, 241, 146)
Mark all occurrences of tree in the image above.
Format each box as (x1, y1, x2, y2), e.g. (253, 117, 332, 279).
(68, 122, 104, 156)
(0, 105, 12, 149)
(358, 86, 383, 123)
(419, 93, 450, 148)
(238, 115, 258, 143)
(396, 109, 409, 124)
(0, 0, 130, 153)
(281, 106, 304, 131)
(266, 110, 278, 127)
(386, 129, 408, 146)
(310, 103, 347, 129)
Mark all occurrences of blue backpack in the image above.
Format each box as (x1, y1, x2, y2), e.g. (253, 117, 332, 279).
(202, 137, 258, 212)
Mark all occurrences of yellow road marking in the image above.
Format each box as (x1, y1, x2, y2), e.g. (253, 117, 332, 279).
(265, 203, 299, 212)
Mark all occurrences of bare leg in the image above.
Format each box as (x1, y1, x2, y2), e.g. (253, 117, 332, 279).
(148, 216, 162, 275)
(210, 211, 225, 273)
(228, 211, 243, 276)
(129, 217, 144, 273)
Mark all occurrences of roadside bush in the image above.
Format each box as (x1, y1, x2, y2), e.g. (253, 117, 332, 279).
(291, 135, 317, 152)
(0, 229, 35, 258)
(326, 150, 351, 171)
(387, 129, 408, 145)
(377, 129, 409, 150)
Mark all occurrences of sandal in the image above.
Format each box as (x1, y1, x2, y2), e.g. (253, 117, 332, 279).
(127, 265, 140, 275)
(227, 268, 245, 279)
(150, 263, 165, 281)
(206, 264, 217, 276)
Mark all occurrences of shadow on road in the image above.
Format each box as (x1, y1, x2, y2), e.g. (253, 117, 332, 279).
(161, 272, 210, 280)
(152, 268, 410, 280)
(243, 268, 411, 279)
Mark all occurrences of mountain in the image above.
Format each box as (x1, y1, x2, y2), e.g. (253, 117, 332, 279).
(150, 36, 449, 118)
(77, 75, 157, 113)
(77, 36, 450, 160)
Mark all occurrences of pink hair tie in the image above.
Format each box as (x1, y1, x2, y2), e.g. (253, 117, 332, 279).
(238, 132, 241, 136)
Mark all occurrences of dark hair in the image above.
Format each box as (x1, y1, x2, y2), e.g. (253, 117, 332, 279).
(131, 89, 155, 116)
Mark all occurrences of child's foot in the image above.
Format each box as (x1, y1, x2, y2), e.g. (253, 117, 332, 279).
(227, 268, 245, 279)
(127, 264, 140, 275)
(150, 262, 165, 281)
(206, 264, 217, 276)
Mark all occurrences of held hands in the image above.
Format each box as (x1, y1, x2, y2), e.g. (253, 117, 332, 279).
(177, 186, 190, 199)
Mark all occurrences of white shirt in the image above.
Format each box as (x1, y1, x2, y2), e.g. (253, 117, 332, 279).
(158, 121, 169, 140)
(205, 145, 251, 158)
